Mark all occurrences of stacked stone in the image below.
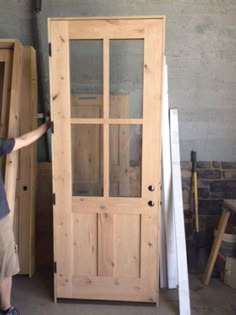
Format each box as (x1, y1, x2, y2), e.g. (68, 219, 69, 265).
(181, 161, 236, 245)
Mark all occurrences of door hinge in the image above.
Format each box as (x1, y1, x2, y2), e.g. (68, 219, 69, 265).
(54, 261, 57, 273)
(51, 121, 54, 134)
(48, 43, 52, 57)
(52, 193, 56, 205)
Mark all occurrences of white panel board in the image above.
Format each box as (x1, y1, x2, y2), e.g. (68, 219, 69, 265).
(160, 60, 178, 289)
(170, 109, 191, 315)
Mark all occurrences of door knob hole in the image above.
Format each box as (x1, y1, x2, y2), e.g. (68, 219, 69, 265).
(148, 185, 155, 192)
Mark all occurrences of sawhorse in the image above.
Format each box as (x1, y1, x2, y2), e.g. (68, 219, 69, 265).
(203, 199, 236, 285)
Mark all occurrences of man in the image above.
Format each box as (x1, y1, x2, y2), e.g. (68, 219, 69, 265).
(0, 120, 50, 315)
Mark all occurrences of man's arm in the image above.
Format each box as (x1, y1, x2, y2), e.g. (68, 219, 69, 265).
(12, 121, 50, 152)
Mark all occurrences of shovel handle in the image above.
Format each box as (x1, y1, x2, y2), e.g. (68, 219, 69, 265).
(191, 151, 199, 232)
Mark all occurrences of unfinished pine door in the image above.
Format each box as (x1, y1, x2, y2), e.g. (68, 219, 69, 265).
(0, 41, 37, 276)
(48, 17, 164, 302)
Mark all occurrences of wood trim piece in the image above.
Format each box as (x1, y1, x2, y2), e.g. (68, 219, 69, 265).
(4, 40, 23, 222)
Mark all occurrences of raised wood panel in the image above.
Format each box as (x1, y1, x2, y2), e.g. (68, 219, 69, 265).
(114, 214, 141, 278)
(73, 213, 97, 276)
(98, 213, 114, 276)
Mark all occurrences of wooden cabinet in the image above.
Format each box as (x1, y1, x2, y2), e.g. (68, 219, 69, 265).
(48, 17, 164, 302)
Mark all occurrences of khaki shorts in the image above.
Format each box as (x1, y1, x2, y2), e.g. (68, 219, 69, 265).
(0, 215, 20, 279)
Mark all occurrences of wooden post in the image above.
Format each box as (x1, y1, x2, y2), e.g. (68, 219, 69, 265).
(203, 208, 230, 285)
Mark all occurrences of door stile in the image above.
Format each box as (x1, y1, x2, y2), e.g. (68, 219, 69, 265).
(140, 20, 163, 302)
(50, 21, 73, 298)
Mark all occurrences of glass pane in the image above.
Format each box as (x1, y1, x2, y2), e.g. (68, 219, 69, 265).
(109, 125, 142, 197)
(71, 124, 103, 196)
(110, 40, 144, 118)
(70, 40, 103, 118)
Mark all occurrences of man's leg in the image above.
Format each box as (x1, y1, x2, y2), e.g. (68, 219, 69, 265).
(0, 277, 12, 311)
(0, 215, 20, 314)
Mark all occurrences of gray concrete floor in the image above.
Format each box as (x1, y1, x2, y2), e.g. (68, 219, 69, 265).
(12, 271, 236, 315)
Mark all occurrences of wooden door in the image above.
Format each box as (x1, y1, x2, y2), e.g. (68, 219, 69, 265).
(0, 42, 37, 276)
(49, 17, 164, 303)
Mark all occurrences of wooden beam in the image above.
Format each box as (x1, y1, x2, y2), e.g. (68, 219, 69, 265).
(203, 208, 230, 285)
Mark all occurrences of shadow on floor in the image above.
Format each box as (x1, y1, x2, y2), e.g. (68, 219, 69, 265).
(12, 270, 235, 315)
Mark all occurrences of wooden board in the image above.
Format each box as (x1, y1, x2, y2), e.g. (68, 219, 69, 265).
(49, 17, 164, 302)
(170, 109, 191, 315)
(16, 47, 37, 276)
(4, 40, 23, 221)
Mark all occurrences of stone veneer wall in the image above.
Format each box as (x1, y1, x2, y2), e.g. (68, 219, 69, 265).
(181, 161, 236, 245)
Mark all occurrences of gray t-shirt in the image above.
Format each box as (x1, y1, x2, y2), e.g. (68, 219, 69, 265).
(0, 138, 15, 220)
